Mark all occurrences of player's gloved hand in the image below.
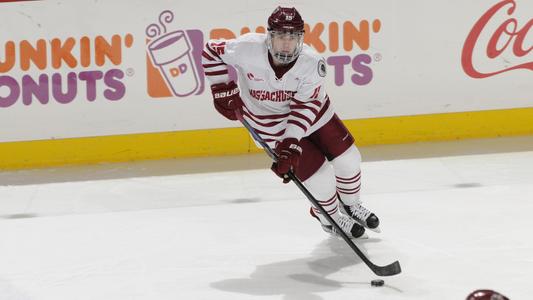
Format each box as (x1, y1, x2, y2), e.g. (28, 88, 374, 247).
(271, 138, 302, 183)
(210, 81, 243, 121)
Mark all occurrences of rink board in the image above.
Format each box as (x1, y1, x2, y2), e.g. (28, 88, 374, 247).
(2, 106, 533, 170)
(0, 0, 531, 169)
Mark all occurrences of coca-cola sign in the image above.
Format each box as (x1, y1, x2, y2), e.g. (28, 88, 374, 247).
(462, 0, 532, 78)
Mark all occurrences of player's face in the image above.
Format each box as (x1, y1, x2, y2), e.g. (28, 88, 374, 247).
(271, 31, 302, 55)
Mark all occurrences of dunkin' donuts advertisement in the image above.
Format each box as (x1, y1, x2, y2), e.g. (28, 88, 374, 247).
(0, 0, 531, 142)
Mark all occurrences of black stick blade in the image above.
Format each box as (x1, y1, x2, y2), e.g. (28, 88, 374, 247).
(373, 261, 402, 276)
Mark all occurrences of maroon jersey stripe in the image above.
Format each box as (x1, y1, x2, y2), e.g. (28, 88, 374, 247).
(310, 86, 321, 99)
(243, 111, 285, 127)
(202, 62, 226, 68)
(254, 128, 286, 137)
(243, 107, 289, 120)
(290, 104, 319, 116)
(287, 119, 308, 132)
(205, 43, 222, 60)
(311, 97, 331, 125)
(263, 138, 278, 143)
(204, 70, 228, 76)
(292, 98, 322, 107)
(202, 51, 216, 61)
(289, 111, 314, 126)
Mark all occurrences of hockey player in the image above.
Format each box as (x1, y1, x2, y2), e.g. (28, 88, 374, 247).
(202, 6, 380, 238)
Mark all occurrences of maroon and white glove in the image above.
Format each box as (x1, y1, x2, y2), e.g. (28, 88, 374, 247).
(210, 81, 243, 121)
(271, 138, 302, 183)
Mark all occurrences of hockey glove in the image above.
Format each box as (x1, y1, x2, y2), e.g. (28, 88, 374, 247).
(271, 138, 302, 183)
(210, 81, 243, 121)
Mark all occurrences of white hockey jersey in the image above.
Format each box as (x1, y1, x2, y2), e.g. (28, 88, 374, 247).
(202, 33, 334, 146)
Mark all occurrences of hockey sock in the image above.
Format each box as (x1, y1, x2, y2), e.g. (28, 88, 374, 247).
(331, 145, 362, 206)
(303, 160, 341, 224)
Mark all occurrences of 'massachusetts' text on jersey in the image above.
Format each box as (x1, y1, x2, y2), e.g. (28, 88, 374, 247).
(202, 33, 334, 146)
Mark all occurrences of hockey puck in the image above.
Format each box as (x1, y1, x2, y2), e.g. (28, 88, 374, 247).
(371, 279, 385, 287)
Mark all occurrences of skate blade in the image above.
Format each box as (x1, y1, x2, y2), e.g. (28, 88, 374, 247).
(352, 219, 382, 233)
(328, 232, 369, 240)
(368, 226, 381, 233)
(353, 232, 369, 239)
(322, 226, 369, 239)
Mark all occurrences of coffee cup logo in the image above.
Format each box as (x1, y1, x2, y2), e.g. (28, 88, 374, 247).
(146, 11, 204, 98)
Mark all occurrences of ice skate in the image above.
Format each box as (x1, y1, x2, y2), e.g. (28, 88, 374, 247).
(340, 201, 381, 233)
(310, 208, 367, 239)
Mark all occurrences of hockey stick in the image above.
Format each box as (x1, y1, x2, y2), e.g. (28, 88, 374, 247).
(236, 111, 401, 276)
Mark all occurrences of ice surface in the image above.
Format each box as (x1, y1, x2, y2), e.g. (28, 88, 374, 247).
(1, 136, 532, 299)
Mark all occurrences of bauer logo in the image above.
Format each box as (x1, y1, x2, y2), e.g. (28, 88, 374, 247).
(145, 10, 205, 98)
(462, 0, 532, 78)
(0, 34, 134, 108)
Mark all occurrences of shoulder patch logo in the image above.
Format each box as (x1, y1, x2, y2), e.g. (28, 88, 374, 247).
(318, 59, 326, 77)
